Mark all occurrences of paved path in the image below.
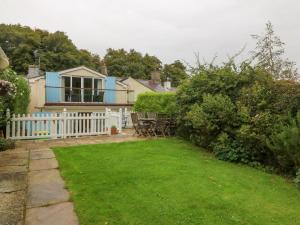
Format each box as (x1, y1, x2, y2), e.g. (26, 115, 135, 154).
(0, 147, 28, 225)
(0, 130, 144, 225)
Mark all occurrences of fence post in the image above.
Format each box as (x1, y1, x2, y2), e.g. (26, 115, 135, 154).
(119, 108, 122, 133)
(6, 109, 10, 139)
(105, 108, 111, 136)
(63, 108, 67, 139)
(124, 107, 128, 128)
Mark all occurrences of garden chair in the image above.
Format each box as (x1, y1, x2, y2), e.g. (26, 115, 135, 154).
(147, 112, 157, 119)
(131, 113, 142, 136)
(131, 112, 150, 136)
(163, 114, 176, 136)
(146, 112, 157, 136)
(137, 112, 146, 119)
(154, 113, 169, 137)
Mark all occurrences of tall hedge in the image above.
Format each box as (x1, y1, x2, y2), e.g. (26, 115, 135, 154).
(133, 92, 176, 114)
(176, 63, 300, 184)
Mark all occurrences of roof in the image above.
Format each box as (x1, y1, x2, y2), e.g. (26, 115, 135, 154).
(58, 66, 106, 78)
(136, 79, 176, 92)
(58, 66, 128, 87)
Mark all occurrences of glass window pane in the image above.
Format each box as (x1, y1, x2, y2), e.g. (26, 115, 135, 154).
(93, 79, 104, 102)
(84, 78, 92, 102)
(72, 77, 81, 102)
(63, 77, 71, 102)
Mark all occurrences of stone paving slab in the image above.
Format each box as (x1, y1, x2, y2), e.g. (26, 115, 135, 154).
(0, 190, 25, 225)
(30, 147, 52, 152)
(28, 169, 65, 185)
(0, 151, 28, 159)
(0, 165, 27, 174)
(0, 156, 28, 166)
(12, 147, 28, 153)
(30, 150, 55, 160)
(27, 170, 69, 208)
(29, 158, 58, 171)
(0, 172, 26, 193)
(25, 202, 79, 225)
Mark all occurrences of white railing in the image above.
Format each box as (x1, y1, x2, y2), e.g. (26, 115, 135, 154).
(5, 108, 125, 140)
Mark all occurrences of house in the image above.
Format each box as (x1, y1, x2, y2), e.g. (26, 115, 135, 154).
(27, 64, 175, 114)
(27, 65, 134, 113)
(121, 70, 176, 101)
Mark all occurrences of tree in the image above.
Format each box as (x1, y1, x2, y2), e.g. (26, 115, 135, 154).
(104, 48, 161, 79)
(251, 21, 299, 80)
(162, 60, 188, 87)
(0, 24, 101, 74)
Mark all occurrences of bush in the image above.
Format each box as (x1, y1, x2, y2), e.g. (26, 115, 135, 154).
(211, 133, 254, 164)
(0, 138, 15, 151)
(267, 113, 300, 174)
(0, 68, 30, 129)
(295, 170, 300, 188)
(133, 92, 176, 114)
(186, 94, 238, 147)
(0, 68, 30, 114)
(176, 63, 300, 185)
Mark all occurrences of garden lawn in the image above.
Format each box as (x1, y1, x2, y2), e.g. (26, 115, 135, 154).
(54, 139, 300, 225)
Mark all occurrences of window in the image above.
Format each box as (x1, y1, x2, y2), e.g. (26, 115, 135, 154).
(94, 79, 104, 102)
(72, 77, 82, 102)
(61, 76, 104, 103)
(63, 77, 71, 102)
(84, 78, 92, 102)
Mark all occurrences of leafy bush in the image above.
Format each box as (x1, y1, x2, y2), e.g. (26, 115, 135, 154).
(269, 80, 300, 116)
(0, 138, 15, 151)
(295, 170, 300, 188)
(267, 113, 300, 174)
(211, 133, 254, 164)
(133, 92, 176, 114)
(0, 68, 30, 129)
(186, 94, 238, 147)
(0, 68, 30, 114)
(176, 63, 300, 185)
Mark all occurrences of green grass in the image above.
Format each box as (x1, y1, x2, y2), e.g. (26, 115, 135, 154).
(54, 139, 300, 225)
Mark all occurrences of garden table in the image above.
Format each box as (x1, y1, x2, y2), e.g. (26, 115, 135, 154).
(139, 118, 156, 136)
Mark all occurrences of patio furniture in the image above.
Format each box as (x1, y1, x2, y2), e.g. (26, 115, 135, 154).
(131, 112, 177, 137)
(131, 113, 142, 136)
(139, 117, 157, 136)
(154, 113, 170, 137)
(147, 112, 157, 120)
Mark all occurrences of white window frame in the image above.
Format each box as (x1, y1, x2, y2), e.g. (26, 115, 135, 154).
(60, 75, 104, 103)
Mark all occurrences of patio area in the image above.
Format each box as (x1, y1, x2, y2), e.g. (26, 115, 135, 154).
(0, 129, 143, 225)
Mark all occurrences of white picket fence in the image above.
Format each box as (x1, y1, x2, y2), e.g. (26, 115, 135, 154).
(6, 108, 126, 140)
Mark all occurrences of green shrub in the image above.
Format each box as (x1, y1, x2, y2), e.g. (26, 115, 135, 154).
(0, 68, 30, 114)
(176, 63, 300, 184)
(269, 80, 300, 116)
(295, 169, 300, 188)
(0, 68, 30, 129)
(133, 92, 176, 114)
(0, 138, 15, 151)
(186, 94, 238, 147)
(211, 133, 254, 164)
(267, 113, 300, 174)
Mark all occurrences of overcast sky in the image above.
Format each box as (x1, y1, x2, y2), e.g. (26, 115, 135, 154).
(1, 0, 300, 66)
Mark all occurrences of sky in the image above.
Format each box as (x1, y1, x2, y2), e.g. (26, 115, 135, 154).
(1, 0, 300, 67)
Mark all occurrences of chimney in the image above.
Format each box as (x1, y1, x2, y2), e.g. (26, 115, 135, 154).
(100, 60, 108, 75)
(163, 77, 171, 90)
(150, 70, 161, 84)
(27, 65, 40, 78)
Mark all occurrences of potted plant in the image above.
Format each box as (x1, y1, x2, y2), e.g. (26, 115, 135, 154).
(111, 125, 118, 135)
